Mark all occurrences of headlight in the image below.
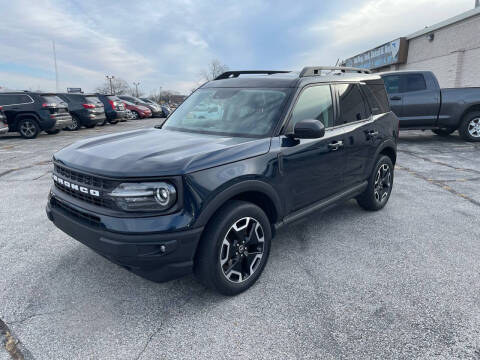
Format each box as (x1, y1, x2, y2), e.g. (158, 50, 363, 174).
(108, 182, 177, 212)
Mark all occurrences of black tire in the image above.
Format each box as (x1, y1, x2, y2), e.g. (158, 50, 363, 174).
(98, 118, 107, 126)
(45, 129, 60, 135)
(458, 111, 480, 142)
(357, 155, 394, 211)
(194, 200, 272, 296)
(66, 116, 80, 131)
(18, 118, 40, 139)
(432, 128, 455, 137)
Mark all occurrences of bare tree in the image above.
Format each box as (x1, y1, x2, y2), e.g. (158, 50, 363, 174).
(201, 59, 229, 81)
(95, 77, 131, 95)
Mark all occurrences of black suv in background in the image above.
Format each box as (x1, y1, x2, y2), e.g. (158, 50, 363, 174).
(47, 67, 398, 295)
(57, 93, 106, 130)
(118, 95, 163, 117)
(0, 92, 73, 138)
(95, 94, 128, 125)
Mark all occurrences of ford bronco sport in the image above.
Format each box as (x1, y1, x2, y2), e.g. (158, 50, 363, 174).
(46, 66, 398, 295)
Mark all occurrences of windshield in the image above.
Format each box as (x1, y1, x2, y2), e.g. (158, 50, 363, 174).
(163, 88, 290, 137)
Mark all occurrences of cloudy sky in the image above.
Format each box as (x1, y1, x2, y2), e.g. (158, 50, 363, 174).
(0, 0, 476, 94)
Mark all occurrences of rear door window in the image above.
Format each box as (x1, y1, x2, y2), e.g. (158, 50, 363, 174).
(335, 84, 369, 125)
(0, 94, 32, 105)
(405, 74, 427, 92)
(0, 94, 19, 105)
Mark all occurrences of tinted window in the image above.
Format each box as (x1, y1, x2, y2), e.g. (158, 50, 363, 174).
(86, 96, 103, 105)
(289, 85, 334, 129)
(383, 75, 401, 94)
(0, 94, 19, 105)
(164, 88, 290, 137)
(0, 94, 31, 105)
(405, 74, 426, 92)
(336, 84, 368, 125)
(361, 84, 390, 115)
(41, 95, 65, 104)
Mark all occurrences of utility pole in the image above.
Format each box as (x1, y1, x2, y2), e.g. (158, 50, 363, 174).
(133, 82, 140, 97)
(106, 75, 114, 94)
(52, 40, 59, 92)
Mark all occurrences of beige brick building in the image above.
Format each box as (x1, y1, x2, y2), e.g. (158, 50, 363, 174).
(342, 4, 480, 88)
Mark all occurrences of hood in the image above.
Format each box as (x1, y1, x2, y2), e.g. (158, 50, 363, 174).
(54, 128, 271, 177)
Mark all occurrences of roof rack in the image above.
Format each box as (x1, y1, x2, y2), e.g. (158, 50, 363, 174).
(214, 70, 291, 80)
(299, 66, 371, 77)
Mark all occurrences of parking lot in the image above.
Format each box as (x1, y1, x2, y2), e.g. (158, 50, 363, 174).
(1, 119, 479, 359)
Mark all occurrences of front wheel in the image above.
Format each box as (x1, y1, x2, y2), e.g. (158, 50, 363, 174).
(194, 200, 272, 296)
(357, 155, 394, 211)
(458, 112, 480, 142)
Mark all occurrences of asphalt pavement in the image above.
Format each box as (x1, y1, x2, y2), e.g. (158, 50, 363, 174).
(1, 121, 479, 359)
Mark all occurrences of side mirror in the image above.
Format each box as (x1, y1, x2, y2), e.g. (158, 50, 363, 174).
(292, 119, 325, 139)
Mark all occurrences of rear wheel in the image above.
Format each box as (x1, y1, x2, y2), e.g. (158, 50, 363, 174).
(357, 155, 394, 211)
(194, 200, 271, 296)
(459, 112, 480, 142)
(432, 128, 455, 137)
(18, 118, 39, 139)
(98, 118, 107, 126)
(66, 116, 80, 131)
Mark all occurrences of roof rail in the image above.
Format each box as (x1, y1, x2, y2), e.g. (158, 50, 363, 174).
(299, 66, 371, 77)
(214, 70, 291, 80)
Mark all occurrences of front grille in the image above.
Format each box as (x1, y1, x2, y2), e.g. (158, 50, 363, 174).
(52, 198, 102, 228)
(54, 164, 114, 190)
(53, 163, 117, 209)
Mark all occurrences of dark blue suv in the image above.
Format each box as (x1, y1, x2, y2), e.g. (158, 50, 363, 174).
(46, 67, 398, 295)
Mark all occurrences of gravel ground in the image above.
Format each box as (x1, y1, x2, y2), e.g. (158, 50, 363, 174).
(1, 122, 479, 359)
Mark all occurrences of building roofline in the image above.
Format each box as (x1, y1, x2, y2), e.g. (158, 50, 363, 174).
(406, 6, 480, 40)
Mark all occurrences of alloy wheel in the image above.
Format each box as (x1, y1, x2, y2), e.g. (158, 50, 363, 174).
(68, 118, 79, 130)
(374, 164, 392, 203)
(20, 120, 36, 138)
(468, 118, 480, 138)
(219, 217, 265, 283)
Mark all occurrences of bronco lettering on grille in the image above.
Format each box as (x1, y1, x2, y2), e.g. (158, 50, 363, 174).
(53, 174, 100, 197)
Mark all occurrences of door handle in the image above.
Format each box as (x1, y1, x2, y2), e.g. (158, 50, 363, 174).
(366, 129, 379, 137)
(328, 140, 344, 151)
(390, 96, 401, 101)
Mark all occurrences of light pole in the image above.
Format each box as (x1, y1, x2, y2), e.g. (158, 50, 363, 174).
(133, 82, 140, 97)
(105, 75, 114, 94)
(159, 86, 162, 103)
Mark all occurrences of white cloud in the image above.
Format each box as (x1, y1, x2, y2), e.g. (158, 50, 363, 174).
(299, 0, 474, 66)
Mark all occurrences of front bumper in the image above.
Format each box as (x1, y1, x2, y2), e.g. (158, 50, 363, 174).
(46, 194, 203, 282)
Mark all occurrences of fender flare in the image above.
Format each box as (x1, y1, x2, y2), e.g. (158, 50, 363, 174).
(14, 112, 41, 131)
(194, 179, 284, 227)
(367, 139, 397, 174)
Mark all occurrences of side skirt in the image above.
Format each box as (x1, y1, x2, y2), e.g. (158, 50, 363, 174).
(274, 181, 368, 231)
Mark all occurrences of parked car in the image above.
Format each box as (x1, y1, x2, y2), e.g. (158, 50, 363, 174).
(46, 66, 398, 295)
(57, 94, 106, 131)
(140, 98, 170, 117)
(380, 70, 480, 141)
(122, 100, 152, 119)
(118, 95, 162, 117)
(0, 106, 8, 135)
(94, 94, 128, 125)
(0, 92, 73, 139)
